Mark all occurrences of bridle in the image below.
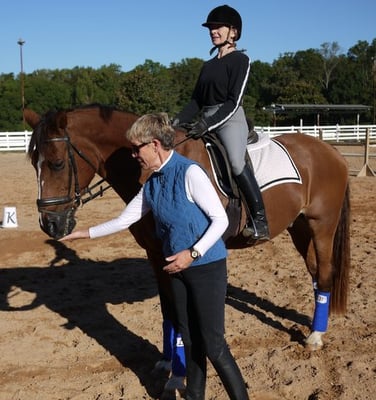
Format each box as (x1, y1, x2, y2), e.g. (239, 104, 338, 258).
(36, 126, 192, 216)
(36, 129, 111, 215)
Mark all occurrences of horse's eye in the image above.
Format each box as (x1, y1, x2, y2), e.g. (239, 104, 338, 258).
(48, 159, 65, 171)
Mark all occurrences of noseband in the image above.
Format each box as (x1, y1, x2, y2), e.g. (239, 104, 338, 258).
(36, 129, 111, 214)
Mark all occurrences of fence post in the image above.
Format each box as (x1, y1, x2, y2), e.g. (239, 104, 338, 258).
(24, 131, 29, 153)
(357, 128, 376, 177)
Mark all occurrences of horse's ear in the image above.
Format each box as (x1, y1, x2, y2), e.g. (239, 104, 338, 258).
(55, 111, 68, 130)
(24, 109, 40, 129)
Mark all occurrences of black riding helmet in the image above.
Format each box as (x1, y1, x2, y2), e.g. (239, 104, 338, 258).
(202, 5, 242, 40)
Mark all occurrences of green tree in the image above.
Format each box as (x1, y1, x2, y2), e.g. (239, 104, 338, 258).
(118, 60, 175, 115)
(328, 40, 374, 122)
(1, 37, 376, 131)
(319, 42, 342, 92)
(70, 64, 122, 105)
(94, 64, 123, 105)
(267, 53, 300, 100)
(246, 60, 273, 125)
(0, 74, 23, 130)
(169, 58, 204, 115)
(25, 72, 71, 113)
(293, 49, 323, 90)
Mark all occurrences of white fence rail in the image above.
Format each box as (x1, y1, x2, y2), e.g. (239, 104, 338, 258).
(1, 125, 376, 152)
(0, 131, 31, 152)
(258, 124, 376, 142)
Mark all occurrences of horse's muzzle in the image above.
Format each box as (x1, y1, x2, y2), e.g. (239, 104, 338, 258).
(40, 208, 76, 239)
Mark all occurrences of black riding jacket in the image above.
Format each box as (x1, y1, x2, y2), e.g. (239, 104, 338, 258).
(175, 50, 250, 131)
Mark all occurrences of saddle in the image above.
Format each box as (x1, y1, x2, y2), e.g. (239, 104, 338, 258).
(201, 127, 259, 240)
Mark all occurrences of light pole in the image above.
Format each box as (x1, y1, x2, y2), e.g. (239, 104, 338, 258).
(373, 57, 376, 124)
(17, 38, 25, 129)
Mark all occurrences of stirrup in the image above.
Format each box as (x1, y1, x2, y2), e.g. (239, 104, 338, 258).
(242, 220, 269, 240)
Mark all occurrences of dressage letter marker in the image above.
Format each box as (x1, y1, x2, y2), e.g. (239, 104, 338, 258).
(2, 206, 18, 228)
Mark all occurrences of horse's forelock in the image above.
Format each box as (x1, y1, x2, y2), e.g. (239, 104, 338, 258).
(27, 110, 62, 158)
(27, 120, 44, 158)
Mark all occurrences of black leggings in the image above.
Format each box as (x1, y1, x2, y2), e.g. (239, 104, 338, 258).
(171, 259, 249, 400)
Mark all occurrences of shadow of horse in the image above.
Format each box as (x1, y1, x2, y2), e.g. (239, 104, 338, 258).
(0, 240, 167, 398)
(0, 240, 312, 396)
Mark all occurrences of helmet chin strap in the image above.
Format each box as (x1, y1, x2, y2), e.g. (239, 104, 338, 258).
(209, 40, 230, 55)
(209, 28, 236, 55)
(209, 40, 238, 56)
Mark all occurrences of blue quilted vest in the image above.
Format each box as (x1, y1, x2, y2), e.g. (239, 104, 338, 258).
(143, 152, 227, 266)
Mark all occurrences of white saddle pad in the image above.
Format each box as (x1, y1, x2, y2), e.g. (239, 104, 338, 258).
(247, 133, 302, 191)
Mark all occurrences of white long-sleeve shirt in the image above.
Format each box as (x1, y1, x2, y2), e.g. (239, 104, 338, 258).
(89, 155, 228, 257)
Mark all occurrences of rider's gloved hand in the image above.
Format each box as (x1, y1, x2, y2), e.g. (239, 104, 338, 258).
(188, 119, 208, 139)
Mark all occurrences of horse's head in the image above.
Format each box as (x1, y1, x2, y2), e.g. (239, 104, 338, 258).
(25, 108, 98, 239)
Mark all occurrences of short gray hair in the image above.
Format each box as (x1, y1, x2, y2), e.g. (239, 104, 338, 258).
(126, 112, 175, 150)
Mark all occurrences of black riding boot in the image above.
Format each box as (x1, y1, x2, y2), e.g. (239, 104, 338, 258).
(184, 345, 206, 400)
(210, 347, 249, 400)
(235, 165, 269, 240)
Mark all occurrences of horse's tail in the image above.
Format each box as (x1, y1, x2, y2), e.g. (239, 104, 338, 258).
(330, 183, 351, 314)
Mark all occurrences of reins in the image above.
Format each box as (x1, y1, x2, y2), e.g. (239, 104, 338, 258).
(173, 135, 192, 149)
(68, 137, 112, 205)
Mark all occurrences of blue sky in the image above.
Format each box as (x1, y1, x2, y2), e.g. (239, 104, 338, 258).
(1, 0, 375, 75)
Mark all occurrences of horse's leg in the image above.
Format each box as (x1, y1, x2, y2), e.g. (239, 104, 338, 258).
(308, 186, 351, 349)
(304, 215, 341, 350)
(299, 241, 328, 349)
(288, 215, 327, 349)
(303, 181, 350, 349)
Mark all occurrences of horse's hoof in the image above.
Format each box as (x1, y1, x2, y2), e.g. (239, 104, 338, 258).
(305, 331, 324, 350)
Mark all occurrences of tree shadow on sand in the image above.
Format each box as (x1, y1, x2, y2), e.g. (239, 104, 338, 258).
(0, 239, 167, 398)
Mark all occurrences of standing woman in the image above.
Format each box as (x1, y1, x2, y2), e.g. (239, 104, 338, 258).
(173, 4, 269, 240)
(59, 113, 249, 399)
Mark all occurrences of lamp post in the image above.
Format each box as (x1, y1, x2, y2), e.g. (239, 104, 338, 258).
(373, 57, 376, 124)
(17, 38, 25, 129)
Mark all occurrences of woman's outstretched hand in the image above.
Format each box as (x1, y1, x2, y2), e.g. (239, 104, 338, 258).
(58, 229, 90, 241)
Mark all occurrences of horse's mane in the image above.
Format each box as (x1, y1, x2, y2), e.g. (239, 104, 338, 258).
(27, 104, 126, 158)
(71, 103, 122, 121)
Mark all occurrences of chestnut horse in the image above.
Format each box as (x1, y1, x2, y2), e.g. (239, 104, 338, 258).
(24, 105, 350, 354)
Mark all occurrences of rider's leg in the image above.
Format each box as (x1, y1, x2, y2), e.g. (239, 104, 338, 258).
(235, 163, 269, 240)
(214, 107, 269, 240)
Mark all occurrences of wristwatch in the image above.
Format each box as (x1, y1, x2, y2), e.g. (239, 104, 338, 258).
(189, 247, 201, 260)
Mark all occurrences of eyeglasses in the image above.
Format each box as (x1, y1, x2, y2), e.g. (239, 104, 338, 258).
(131, 142, 151, 155)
